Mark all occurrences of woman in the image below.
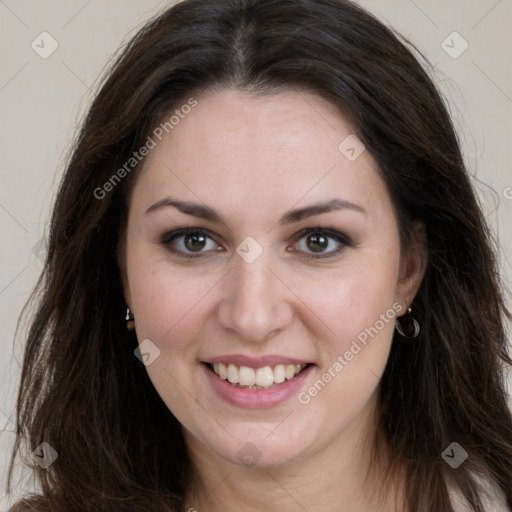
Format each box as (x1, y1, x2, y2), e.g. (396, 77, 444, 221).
(8, 0, 512, 510)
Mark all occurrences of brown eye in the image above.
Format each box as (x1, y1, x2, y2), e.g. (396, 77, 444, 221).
(184, 232, 207, 252)
(292, 228, 351, 259)
(306, 233, 329, 253)
(161, 228, 221, 258)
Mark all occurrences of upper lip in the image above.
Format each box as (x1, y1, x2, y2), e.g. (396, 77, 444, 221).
(204, 354, 313, 367)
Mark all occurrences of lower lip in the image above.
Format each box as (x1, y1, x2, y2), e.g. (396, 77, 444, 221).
(202, 363, 314, 409)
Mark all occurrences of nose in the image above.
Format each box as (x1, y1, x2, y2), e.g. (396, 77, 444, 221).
(217, 248, 294, 343)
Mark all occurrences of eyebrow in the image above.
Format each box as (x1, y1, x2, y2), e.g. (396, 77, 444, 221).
(144, 196, 366, 225)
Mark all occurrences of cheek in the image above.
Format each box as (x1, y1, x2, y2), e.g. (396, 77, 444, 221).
(304, 252, 400, 344)
(295, 273, 399, 428)
(301, 246, 401, 403)
(126, 256, 213, 420)
(333, 271, 398, 339)
(126, 252, 215, 353)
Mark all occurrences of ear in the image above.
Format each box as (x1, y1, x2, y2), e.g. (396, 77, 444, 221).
(395, 221, 428, 311)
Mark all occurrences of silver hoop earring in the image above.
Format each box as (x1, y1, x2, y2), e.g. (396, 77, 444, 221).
(395, 307, 420, 339)
(125, 307, 135, 332)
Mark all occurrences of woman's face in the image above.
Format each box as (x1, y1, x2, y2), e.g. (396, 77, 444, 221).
(121, 88, 424, 469)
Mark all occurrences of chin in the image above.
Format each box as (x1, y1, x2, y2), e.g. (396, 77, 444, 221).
(200, 422, 318, 469)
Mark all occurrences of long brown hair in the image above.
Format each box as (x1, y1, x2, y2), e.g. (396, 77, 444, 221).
(8, 0, 512, 510)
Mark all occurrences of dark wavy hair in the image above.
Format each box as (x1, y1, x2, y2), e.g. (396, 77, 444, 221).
(8, 0, 512, 510)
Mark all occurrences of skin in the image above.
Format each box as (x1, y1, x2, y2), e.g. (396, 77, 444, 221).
(120, 88, 427, 511)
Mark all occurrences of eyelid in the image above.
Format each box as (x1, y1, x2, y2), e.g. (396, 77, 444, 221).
(291, 226, 351, 245)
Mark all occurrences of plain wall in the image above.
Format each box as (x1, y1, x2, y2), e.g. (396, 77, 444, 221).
(1, 0, 511, 507)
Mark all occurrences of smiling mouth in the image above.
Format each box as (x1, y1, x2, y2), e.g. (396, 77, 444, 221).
(205, 362, 311, 389)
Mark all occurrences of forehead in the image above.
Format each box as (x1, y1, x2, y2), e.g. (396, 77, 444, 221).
(130, 88, 392, 225)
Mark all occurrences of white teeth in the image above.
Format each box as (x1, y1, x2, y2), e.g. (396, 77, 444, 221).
(285, 364, 296, 380)
(255, 366, 274, 387)
(239, 366, 256, 386)
(227, 363, 238, 384)
(210, 362, 307, 387)
(274, 364, 286, 383)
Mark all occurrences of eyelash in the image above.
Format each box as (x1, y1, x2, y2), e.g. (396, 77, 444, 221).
(160, 227, 351, 260)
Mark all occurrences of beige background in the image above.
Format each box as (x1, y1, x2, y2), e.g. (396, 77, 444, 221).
(1, 0, 511, 507)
